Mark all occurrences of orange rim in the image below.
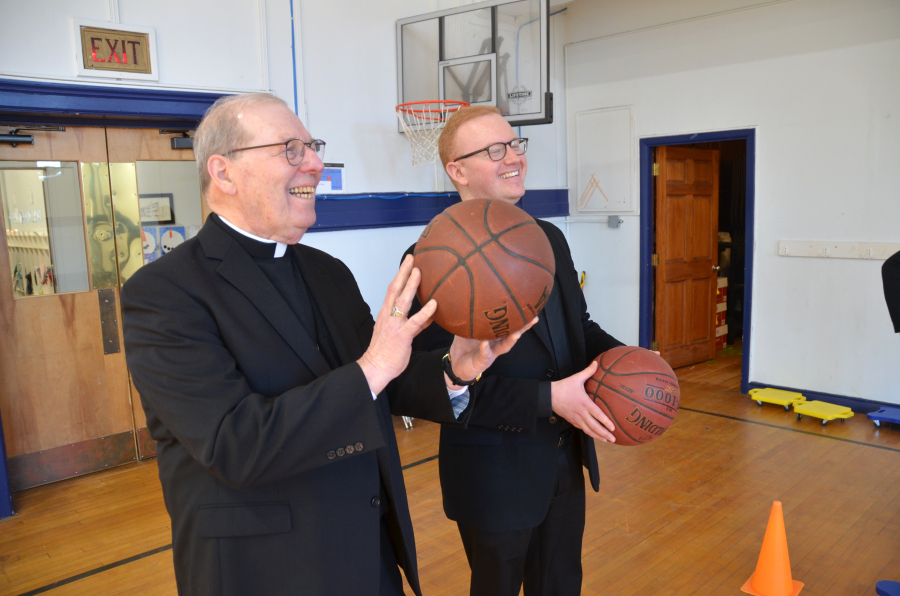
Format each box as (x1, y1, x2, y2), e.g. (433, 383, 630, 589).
(396, 100, 470, 122)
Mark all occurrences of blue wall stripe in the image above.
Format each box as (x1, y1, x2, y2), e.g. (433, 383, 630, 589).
(638, 129, 756, 394)
(309, 189, 569, 232)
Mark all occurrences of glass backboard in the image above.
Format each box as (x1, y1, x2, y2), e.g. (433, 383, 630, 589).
(397, 0, 551, 128)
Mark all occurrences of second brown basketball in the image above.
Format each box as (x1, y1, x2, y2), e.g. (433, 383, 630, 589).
(414, 199, 555, 340)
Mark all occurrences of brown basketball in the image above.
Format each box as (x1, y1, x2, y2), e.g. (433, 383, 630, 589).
(584, 346, 680, 446)
(414, 199, 555, 340)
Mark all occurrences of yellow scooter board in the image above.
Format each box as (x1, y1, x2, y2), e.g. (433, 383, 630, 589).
(748, 387, 807, 411)
(793, 400, 854, 426)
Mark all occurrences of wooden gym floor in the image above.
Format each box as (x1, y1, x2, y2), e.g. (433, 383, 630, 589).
(2, 346, 899, 595)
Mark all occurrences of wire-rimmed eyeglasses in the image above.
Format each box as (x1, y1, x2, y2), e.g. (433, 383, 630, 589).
(227, 139, 326, 165)
(453, 138, 527, 162)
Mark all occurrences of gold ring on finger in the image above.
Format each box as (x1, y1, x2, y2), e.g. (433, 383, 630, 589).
(390, 305, 406, 318)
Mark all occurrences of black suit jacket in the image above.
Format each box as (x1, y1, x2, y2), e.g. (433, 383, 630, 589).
(122, 217, 456, 596)
(884, 250, 900, 333)
(405, 219, 623, 532)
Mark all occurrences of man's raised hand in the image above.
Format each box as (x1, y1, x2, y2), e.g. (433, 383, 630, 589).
(357, 255, 437, 395)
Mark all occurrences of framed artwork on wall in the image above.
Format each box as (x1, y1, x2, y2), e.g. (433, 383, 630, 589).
(139, 193, 175, 225)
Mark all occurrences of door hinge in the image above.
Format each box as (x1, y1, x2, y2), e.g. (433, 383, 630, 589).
(651, 341, 659, 351)
(652, 163, 660, 176)
(651, 254, 659, 267)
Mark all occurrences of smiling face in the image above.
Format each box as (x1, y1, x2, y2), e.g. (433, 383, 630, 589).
(445, 113, 527, 204)
(209, 102, 324, 244)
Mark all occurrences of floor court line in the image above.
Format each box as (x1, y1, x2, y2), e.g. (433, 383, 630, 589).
(17, 544, 173, 596)
(680, 407, 900, 454)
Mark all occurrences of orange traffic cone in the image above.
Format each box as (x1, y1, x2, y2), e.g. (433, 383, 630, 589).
(741, 501, 804, 596)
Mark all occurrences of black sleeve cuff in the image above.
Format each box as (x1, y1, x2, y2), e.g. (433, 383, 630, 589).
(537, 381, 553, 418)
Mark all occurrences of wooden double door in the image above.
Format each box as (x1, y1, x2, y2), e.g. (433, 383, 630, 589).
(0, 126, 206, 490)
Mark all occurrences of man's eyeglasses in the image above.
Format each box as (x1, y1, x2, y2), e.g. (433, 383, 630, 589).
(453, 138, 528, 162)
(227, 139, 326, 166)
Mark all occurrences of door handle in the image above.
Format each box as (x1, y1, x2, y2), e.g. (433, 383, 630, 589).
(712, 265, 720, 271)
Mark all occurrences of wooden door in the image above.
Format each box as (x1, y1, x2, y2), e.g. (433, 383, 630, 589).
(654, 146, 720, 368)
(105, 128, 204, 459)
(0, 128, 137, 490)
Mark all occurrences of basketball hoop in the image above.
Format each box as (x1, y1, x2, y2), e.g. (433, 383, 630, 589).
(396, 100, 469, 171)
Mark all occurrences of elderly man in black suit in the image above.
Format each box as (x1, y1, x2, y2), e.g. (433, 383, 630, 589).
(121, 94, 531, 596)
(403, 106, 624, 596)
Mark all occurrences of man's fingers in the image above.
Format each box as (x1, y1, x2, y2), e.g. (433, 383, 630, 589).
(382, 255, 414, 316)
(586, 399, 615, 433)
(394, 267, 421, 314)
(582, 414, 616, 442)
(491, 317, 539, 355)
(578, 414, 610, 442)
(406, 299, 437, 336)
(575, 360, 599, 381)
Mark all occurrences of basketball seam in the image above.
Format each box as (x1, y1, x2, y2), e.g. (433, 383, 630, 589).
(416, 245, 477, 337)
(486, 219, 555, 277)
(440, 205, 528, 326)
(598, 347, 679, 383)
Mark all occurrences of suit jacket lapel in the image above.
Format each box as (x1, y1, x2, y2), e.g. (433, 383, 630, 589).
(212, 236, 331, 378)
(293, 246, 363, 365)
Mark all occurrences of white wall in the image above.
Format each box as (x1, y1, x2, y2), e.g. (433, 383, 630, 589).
(563, 0, 900, 403)
(0, 0, 296, 102)
(296, 0, 567, 193)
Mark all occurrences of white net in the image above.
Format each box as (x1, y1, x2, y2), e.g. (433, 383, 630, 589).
(396, 101, 469, 168)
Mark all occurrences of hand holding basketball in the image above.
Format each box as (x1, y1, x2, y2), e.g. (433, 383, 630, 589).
(445, 316, 539, 389)
(584, 347, 680, 446)
(550, 361, 617, 443)
(358, 255, 438, 395)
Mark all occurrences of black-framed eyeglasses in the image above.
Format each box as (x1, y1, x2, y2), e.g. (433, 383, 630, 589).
(453, 138, 527, 162)
(227, 139, 326, 165)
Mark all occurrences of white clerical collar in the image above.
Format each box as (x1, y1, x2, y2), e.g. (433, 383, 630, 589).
(219, 216, 288, 258)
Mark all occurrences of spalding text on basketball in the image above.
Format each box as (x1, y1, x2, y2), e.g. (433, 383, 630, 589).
(483, 305, 510, 339)
(625, 407, 666, 439)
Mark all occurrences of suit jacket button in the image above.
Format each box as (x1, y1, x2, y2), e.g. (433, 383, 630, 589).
(371, 497, 381, 508)
(327, 451, 336, 459)
(546, 369, 554, 378)
(549, 416, 558, 424)
(355, 442, 364, 451)
(336, 448, 345, 457)
(345, 445, 355, 454)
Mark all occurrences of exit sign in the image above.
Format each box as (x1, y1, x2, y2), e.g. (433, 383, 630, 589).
(80, 27, 151, 74)
(73, 19, 158, 82)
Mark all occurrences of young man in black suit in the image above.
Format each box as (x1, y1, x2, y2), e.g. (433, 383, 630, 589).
(404, 106, 624, 596)
(121, 94, 532, 596)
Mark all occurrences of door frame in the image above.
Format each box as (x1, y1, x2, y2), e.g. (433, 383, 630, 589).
(638, 128, 756, 394)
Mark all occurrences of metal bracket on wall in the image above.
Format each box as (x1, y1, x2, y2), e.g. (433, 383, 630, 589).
(98, 288, 121, 355)
(777, 241, 900, 260)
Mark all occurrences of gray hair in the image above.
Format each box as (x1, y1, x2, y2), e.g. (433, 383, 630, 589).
(194, 93, 290, 194)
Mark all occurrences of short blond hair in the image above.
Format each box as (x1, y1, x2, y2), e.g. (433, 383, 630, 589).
(194, 93, 289, 194)
(437, 105, 502, 168)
